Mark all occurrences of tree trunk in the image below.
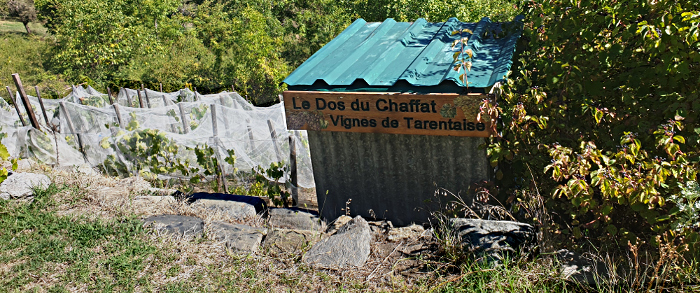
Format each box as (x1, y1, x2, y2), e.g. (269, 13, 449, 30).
(23, 22, 31, 34)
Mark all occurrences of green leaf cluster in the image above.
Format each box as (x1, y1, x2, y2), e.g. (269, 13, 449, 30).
(489, 0, 700, 253)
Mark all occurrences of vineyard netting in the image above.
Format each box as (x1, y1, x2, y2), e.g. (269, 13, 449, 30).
(0, 86, 315, 188)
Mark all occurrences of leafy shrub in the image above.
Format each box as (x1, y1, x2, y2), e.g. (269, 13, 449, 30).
(487, 0, 699, 253)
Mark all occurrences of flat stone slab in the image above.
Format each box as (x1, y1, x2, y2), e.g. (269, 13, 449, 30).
(303, 216, 372, 269)
(450, 218, 535, 258)
(262, 229, 322, 256)
(189, 193, 266, 220)
(143, 214, 204, 237)
(210, 222, 266, 253)
(0, 172, 51, 200)
(269, 208, 324, 231)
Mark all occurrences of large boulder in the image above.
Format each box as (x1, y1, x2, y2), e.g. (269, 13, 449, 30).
(269, 208, 324, 231)
(210, 222, 266, 253)
(189, 192, 267, 220)
(303, 216, 372, 269)
(0, 172, 51, 200)
(450, 218, 535, 262)
(143, 214, 204, 237)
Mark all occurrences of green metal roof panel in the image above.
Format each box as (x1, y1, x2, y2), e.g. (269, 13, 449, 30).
(284, 16, 523, 91)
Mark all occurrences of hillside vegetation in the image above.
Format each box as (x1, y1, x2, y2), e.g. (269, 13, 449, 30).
(2, 0, 518, 103)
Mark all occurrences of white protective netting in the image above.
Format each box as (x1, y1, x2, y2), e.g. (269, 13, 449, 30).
(0, 86, 314, 188)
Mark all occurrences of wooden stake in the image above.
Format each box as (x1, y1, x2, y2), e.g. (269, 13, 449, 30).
(288, 134, 298, 206)
(211, 104, 218, 137)
(122, 87, 133, 107)
(106, 87, 114, 104)
(113, 103, 123, 128)
(159, 83, 163, 92)
(267, 120, 282, 163)
(142, 84, 151, 108)
(33, 86, 50, 126)
(11, 74, 40, 129)
(246, 118, 255, 151)
(59, 101, 89, 163)
(137, 90, 145, 108)
(5, 86, 26, 126)
(178, 103, 190, 134)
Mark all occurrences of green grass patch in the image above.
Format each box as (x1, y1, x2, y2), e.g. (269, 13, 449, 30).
(0, 183, 159, 292)
(0, 20, 48, 35)
(0, 29, 68, 100)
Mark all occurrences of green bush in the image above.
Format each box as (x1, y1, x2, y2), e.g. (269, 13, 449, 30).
(488, 0, 699, 254)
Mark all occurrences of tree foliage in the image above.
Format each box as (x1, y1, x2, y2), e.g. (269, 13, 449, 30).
(489, 0, 700, 252)
(7, 0, 36, 34)
(29, 0, 518, 104)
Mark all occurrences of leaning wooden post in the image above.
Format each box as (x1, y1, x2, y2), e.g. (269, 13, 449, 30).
(178, 103, 190, 134)
(210, 104, 228, 193)
(122, 87, 133, 107)
(33, 86, 50, 126)
(288, 134, 298, 206)
(136, 90, 145, 108)
(142, 84, 151, 108)
(267, 120, 283, 163)
(246, 118, 255, 151)
(112, 103, 124, 128)
(106, 87, 114, 105)
(211, 104, 218, 137)
(5, 86, 26, 126)
(11, 74, 40, 129)
(59, 101, 89, 163)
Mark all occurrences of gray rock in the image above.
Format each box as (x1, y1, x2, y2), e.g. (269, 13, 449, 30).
(0, 172, 51, 200)
(326, 215, 353, 234)
(388, 224, 425, 242)
(262, 229, 322, 255)
(189, 193, 266, 220)
(450, 218, 535, 261)
(303, 216, 372, 269)
(557, 249, 608, 287)
(269, 208, 324, 231)
(210, 222, 266, 253)
(143, 214, 204, 237)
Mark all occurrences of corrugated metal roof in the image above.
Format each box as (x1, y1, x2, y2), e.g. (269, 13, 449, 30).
(283, 16, 523, 92)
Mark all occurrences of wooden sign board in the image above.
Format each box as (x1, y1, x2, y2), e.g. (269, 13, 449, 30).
(283, 91, 492, 137)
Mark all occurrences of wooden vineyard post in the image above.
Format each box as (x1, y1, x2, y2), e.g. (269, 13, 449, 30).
(160, 83, 163, 92)
(178, 103, 190, 134)
(210, 104, 218, 137)
(163, 95, 176, 132)
(59, 101, 89, 163)
(267, 120, 283, 163)
(246, 118, 255, 151)
(113, 104, 124, 128)
(6, 86, 27, 126)
(210, 104, 228, 193)
(12, 74, 40, 129)
(142, 84, 151, 108)
(288, 134, 298, 206)
(106, 87, 114, 105)
(33, 86, 50, 126)
(217, 96, 231, 136)
(137, 90, 145, 108)
(122, 87, 133, 107)
(161, 95, 169, 106)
